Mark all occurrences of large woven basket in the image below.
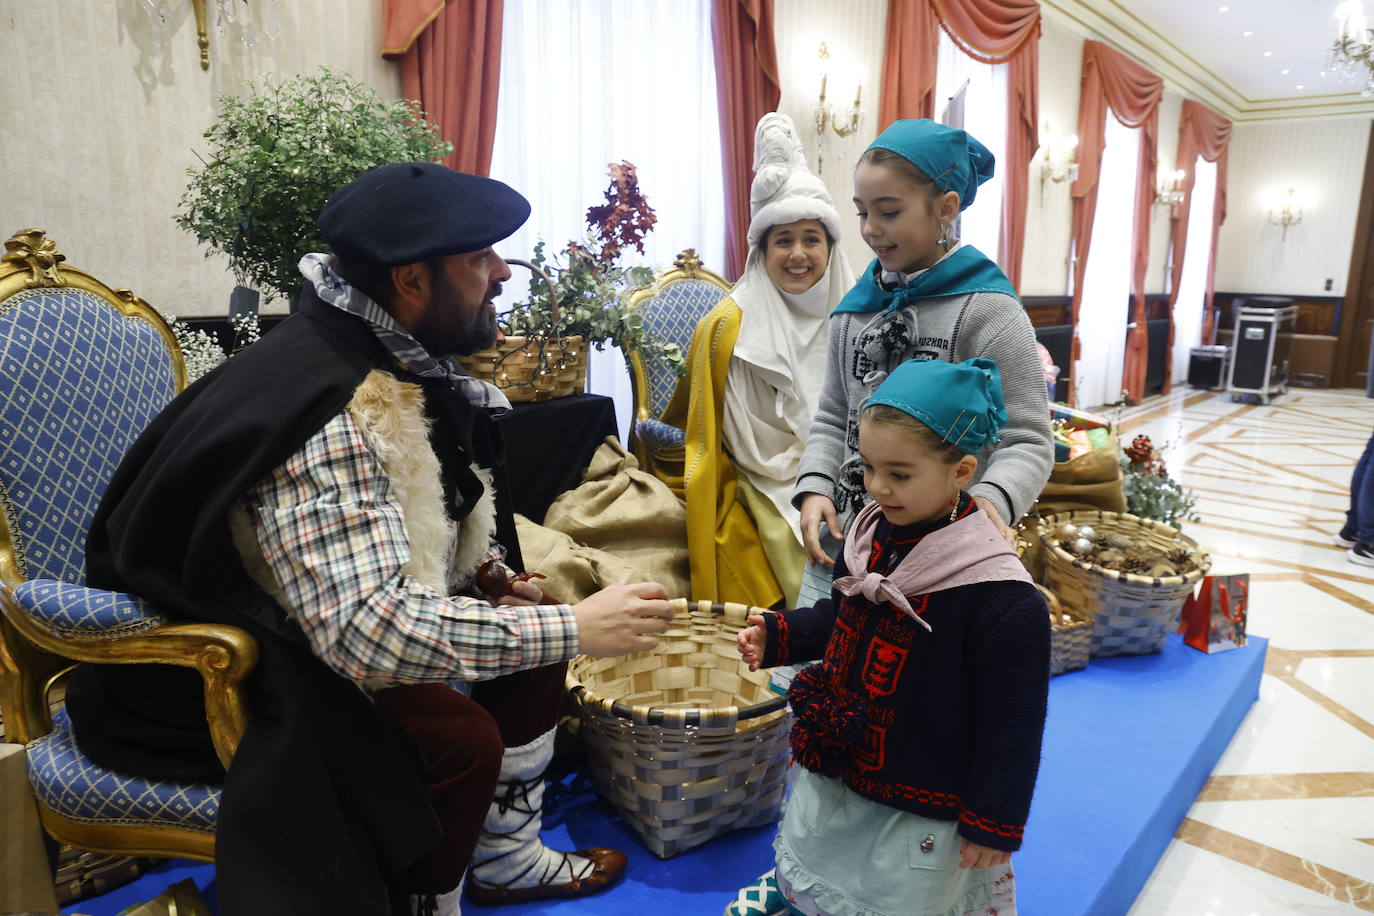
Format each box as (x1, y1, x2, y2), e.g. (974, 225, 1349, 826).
(455, 258, 588, 402)
(1036, 584, 1092, 676)
(1040, 510, 1210, 657)
(566, 599, 791, 858)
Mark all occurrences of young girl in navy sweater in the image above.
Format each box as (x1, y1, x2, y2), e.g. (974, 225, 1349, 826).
(733, 357, 1050, 916)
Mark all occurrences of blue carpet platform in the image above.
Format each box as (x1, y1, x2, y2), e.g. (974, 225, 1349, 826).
(74, 634, 1265, 916)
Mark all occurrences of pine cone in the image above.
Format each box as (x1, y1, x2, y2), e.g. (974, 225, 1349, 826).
(1120, 556, 1153, 576)
(1166, 546, 1193, 569)
(1124, 435, 1155, 467)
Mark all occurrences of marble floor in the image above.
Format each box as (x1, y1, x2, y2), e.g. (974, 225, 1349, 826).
(1109, 386, 1374, 915)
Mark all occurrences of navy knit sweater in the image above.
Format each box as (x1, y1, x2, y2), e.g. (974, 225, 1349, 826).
(761, 503, 1050, 852)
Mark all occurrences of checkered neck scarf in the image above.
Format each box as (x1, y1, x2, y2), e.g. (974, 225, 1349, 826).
(298, 253, 511, 411)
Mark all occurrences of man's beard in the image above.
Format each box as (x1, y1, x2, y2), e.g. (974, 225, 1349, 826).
(411, 279, 502, 357)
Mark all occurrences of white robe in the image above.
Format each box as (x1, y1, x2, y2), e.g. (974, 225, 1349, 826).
(723, 244, 855, 545)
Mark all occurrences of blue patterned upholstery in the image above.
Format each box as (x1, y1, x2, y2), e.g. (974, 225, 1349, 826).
(635, 417, 686, 449)
(0, 288, 179, 585)
(0, 271, 210, 841)
(27, 708, 219, 833)
(637, 278, 727, 417)
(13, 579, 164, 638)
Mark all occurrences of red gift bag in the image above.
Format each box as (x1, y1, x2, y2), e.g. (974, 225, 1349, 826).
(1179, 574, 1248, 653)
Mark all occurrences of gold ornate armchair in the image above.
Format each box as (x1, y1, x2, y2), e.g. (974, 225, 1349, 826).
(0, 229, 257, 862)
(624, 249, 730, 466)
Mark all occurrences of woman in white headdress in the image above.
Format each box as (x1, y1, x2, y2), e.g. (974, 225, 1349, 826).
(660, 112, 853, 608)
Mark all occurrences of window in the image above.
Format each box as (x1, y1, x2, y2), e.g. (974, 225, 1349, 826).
(488, 0, 725, 437)
(1075, 115, 1140, 409)
(934, 29, 1008, 261)
(1172, 159, 1218, 383)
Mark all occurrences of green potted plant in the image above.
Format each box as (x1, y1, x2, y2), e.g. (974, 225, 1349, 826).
(1120, 435, 1200, 530)
(175, 67, 452, 304)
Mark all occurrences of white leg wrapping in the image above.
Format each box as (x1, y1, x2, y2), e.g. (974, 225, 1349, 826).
(468, 728, 593, 891)
(412, 883, 461, 916)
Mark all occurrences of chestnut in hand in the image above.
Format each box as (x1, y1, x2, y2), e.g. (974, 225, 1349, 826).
(474, 559, 546, 599)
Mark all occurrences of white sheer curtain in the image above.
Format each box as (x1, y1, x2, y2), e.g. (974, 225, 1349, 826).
(934, 31, 1007, 257)
(1075, 115, 1139, 409)
(1171, 159, 1218, 384)
(488, 0, 725, 440)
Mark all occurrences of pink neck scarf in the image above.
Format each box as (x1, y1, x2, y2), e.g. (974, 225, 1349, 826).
(832, 500, 1032, 632)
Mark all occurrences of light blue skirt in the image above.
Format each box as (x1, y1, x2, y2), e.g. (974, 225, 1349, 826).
(775, 770, 1010, 916)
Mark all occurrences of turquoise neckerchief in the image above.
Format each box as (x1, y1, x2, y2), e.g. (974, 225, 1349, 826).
(833, 245, 1018, 314)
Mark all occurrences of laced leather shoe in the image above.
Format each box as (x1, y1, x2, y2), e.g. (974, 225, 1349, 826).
(466, 847, 626, 905)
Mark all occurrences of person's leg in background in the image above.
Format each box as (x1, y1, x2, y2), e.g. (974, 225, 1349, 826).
(1344, 431, 1374, 565)
(1337, 431, 1374, 546)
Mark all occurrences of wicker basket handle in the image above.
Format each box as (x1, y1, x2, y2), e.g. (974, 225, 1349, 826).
(1034, 583, 1062, 615)
(505, 258, 561, 339)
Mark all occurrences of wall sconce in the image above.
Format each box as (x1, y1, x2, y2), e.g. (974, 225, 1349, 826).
(813, 42, 863, 174)
(137, 0, 279, 70)
(1266, 186, 1304, 241)
(1155, 169, 1186, 208)
(1038, 127, 1079, 205)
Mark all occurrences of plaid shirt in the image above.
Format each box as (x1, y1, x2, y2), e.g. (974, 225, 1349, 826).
(241, 408, 580, 686)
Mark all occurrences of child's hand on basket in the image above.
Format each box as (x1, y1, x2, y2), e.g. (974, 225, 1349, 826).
(737, 614, 768, 671)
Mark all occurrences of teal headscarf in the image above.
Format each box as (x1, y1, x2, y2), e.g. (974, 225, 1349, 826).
(866, 119, 996, 211)
(863, 357, 1007, 455)
(833, 245, 1017, 315)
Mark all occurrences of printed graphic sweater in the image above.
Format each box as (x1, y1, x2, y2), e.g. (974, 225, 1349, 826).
(760, 500, 1051, 852)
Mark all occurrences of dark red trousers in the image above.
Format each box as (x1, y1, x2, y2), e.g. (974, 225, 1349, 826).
(372, 660, 569, 894)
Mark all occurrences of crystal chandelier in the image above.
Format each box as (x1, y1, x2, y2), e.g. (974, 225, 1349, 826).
(1331, 1, 1374, 96)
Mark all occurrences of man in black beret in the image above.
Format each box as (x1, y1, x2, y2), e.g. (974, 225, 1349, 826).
(68, 163, 671, 915)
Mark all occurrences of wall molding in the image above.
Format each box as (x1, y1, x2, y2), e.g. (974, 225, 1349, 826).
(1040, 0, 1374, 125)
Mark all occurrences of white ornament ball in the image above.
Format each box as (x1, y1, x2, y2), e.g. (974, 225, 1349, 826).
(1069, 537, 1095, 556)
(1076, 525, 1097, 542)
(1055, 522, 1079, 541)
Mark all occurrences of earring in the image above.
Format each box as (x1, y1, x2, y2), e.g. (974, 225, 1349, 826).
(948, 493, 959, 523)
(937, 222, 950, 249)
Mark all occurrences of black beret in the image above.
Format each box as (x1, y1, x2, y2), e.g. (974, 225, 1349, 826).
(317, 162, 531, 266)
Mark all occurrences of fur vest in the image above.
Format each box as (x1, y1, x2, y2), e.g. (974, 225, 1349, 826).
(231, 370, 498, 625)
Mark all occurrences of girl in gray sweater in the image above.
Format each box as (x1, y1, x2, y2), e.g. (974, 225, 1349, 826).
(795, 119, 1053, 606)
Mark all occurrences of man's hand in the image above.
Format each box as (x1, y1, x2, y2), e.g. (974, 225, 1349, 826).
(800, 493, 841, 566)
(958, 837, 1011, 870)
(737, 614, 769, 671)
(571, 577, 675, 657)
(495, 577, 543, 607)
(973, 495, 1017, 548)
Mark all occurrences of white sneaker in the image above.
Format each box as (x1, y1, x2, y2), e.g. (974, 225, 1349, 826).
(1347, 542, 1374, 566)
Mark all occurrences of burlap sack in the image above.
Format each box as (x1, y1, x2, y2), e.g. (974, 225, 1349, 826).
(1032, 440, 1127, 517)
(541, 437, 692, 599)
(516, 514, 638, 604)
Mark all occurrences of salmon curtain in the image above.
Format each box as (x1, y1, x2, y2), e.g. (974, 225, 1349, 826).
(1165, 100, 1233, 390)
(933, 0, 1040, 290)
(878, 1, 1040, 288)
(382, 0, 504, 176)
(879, 0, 940, 125)
(711, 0, 781, 282)
(1069, 40, 1164, 405)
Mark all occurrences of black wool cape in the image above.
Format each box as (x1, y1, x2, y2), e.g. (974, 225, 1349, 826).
(67, 290, 518, 915)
